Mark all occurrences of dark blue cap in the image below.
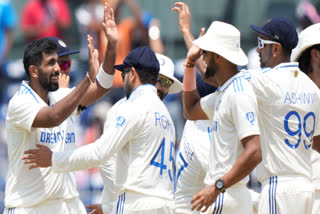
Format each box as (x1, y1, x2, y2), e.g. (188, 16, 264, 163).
(45, 37, 80, 57)
(250, 17, 298, 50)
(114, 46, 160, 75)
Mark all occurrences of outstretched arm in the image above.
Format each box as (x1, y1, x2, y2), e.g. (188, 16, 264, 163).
(172, 2, 217, 86)
(80, 3, 119, 107)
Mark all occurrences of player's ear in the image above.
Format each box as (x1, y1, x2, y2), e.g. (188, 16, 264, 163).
(130, 67, 137, 82)
(272, 43, 282, 57)
(311, 48, 320, 62)
(29, 65, 38, 79)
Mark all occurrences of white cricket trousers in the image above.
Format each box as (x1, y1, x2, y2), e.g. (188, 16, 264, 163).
(3, 197, 87, 214)
(258, 175, 314, 214)
(112, 191, 175, 214)
(204, 183, 254, 214)
(312, 189, 320, 214)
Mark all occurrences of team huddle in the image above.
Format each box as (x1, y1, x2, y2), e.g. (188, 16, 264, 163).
(3, 2, 320, 214)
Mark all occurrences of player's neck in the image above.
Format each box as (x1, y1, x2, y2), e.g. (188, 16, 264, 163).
(29, 81, 50, 105)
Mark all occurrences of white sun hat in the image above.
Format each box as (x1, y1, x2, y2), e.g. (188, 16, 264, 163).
(192, 21, 248, 66)
(156, 53, 183, 94)
(292, 23, 320, 62)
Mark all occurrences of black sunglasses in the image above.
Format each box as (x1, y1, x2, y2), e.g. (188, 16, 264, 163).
(121, 68, 131, 80)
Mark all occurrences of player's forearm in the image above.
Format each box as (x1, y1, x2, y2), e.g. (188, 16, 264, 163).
(312, 135, 320, 153)
(182, 67, 207, 120)
(52, 142, 104, 172)
(222, 135, 262, 188)
(33, 77, 91, 127)
(102, 42, 117, 75)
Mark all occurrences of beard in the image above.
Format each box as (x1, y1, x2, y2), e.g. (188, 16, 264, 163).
(157, 89, 167, 100)
(124, 78, 133, 98)
(38, 67, 59, 92)
(205, 62, 217, 79)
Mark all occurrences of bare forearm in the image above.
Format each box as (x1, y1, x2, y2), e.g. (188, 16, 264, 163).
(222, 135, 262, 188)
(33, 77, 91, 127)
(102, 43, 117, 75)
(313, 135, 320, 153)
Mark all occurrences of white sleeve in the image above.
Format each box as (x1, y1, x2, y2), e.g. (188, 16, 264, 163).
(230, 91, 260, 140)
(52, 109, 140, 172)
(7, 95, 43, 133)
(99, 155, 116, 214)
(200, 93, 215, 121)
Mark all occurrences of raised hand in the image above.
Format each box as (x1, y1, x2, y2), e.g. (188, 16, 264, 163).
(102, 2, 119, 46)
(186, 28, 206, 63)
(172, 2, 192, 35)
(22, 144, 53, 169)
(88, 35, 99, 82)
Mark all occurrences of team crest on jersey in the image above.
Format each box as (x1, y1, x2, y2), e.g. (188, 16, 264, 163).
(116, 116, 126, 127)
(246, 112, 255, 125)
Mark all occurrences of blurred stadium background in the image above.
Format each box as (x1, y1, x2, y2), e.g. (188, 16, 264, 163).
(0, 0, 317, 212)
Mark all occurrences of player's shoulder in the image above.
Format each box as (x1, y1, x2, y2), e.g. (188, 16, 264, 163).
(224, 72, 254, 95)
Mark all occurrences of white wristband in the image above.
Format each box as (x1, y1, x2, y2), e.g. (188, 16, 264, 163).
(96, 65, 114, 89)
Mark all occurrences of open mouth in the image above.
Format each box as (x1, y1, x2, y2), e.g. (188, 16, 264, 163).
(51, 75, 59, 82)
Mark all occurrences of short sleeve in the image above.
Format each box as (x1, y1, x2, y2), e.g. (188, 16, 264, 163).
(7, 95, 44, 133)
(230, 91, 260, 140)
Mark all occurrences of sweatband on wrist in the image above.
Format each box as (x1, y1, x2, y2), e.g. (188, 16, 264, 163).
(183, 67, 196, 91)
(96, 65, 114, 89)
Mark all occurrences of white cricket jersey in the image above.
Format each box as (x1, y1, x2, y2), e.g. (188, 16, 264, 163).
(200, 73, 260, 186)
(52, 84, 176, 201)
(99, 155, 116, 214)
(5, 81, 79, 208)
(243, 62, 320, 182)
(175, 120, 212, 214)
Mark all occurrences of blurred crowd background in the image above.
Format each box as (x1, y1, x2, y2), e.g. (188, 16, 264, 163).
(0, 0, 319, 212)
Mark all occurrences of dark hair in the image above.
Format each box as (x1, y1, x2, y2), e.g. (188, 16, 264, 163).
(23, 38, 58, 78)
(298, 44, 320, 74)
(135, 68, 158, 84)
(282, 47, 292, 58)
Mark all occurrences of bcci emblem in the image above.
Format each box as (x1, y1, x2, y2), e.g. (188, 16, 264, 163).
(246, 112, 255, 125)
(116, 116, 126, 127)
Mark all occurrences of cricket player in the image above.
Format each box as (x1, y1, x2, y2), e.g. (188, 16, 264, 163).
(4, 3, 117, 214)
(182, 21, 262, 213)
(22, 46, 176, 213)
(87, 53, 183, 214)
(292, 23, 320, 214)
(175, 78, 215, 214)
(246, 17, 320, 214)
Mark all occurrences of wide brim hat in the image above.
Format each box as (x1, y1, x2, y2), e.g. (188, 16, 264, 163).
(192, 21, 248, 66)
(155, 53, 182, 94)
(292, 23, 320, 62)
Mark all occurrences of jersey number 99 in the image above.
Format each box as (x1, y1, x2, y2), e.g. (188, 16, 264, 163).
(284, 111, 315, 150)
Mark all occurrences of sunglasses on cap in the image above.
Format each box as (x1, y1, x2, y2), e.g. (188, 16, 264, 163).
(257, 37, 278, 49)
(58, 60, 72, 71)
(121, 67, 132, 80)
(158, 74, 173, 88)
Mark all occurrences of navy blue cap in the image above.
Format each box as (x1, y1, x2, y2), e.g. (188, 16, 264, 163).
(250, 17, 298, 50)
(114, 46, 160, 75)
(45, 37, 80, 57)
